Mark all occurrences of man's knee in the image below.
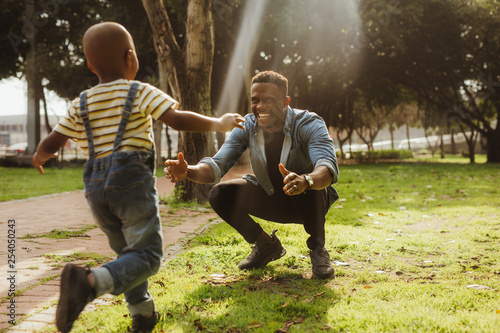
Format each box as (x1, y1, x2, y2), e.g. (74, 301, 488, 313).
(208, 183, 224, 209)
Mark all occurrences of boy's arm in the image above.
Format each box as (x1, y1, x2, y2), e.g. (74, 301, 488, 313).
(33, 132, 69, 175)
(158, 107, 245, 132)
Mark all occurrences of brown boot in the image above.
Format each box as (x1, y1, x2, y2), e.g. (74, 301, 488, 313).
(238, 229, 286, 269)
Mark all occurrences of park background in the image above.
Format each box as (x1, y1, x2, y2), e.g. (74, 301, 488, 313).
(0, 0, 499, 332)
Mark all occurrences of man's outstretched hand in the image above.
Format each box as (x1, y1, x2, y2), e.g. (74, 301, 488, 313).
(279, 163, 308, 196)
(164, 152, 188, 182)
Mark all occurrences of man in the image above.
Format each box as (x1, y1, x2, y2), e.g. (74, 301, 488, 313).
(165, 71, 339, 278)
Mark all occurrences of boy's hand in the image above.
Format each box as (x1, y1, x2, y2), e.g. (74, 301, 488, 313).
(164, 152, 188, 182)
(33, 152, 58, 175)
(217, 113, 245, 132)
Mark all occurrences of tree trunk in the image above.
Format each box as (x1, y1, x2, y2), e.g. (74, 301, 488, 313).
(450, 129, 457, 155)
(485, 129, 500, 163)
(165, 127, 173, 159)
(25, 0, 40, 155)
(406, 123, 411, 150)
(389, 125, 394, 150)
(439, 131, 445, 159)
(153, 121, 163, 167)
(40, 85, 52, 134)
(143, 0, 215, 202)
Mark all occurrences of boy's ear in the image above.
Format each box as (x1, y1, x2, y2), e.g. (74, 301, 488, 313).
(87, 62, 96, 74)
(125, 49, 133, 67)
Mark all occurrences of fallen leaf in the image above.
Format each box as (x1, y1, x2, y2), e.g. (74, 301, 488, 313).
(281, 301, 289, 308)
(194, 318, 206, 330)
(467, 284, 497, 291)
(364, 285, 372, 289)
(247, 321, 261, 328)
(210, 273, 226, 279)
(320, 324, 334, 330)
(154, 280, 166, 287)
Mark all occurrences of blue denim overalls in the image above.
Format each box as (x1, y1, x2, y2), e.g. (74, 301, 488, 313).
(80, 81, 162, 316)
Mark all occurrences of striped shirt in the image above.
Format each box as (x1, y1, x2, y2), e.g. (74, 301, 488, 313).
(54, 79, 178, 158)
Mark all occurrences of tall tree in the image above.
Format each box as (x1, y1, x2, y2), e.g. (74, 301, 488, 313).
(142, 0, 216, 202)
(371, 0, 500, 162)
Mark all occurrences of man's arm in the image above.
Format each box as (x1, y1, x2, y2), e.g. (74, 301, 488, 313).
(158, 107, 245, 132)
(164, 152, 215, 184)
(279, 164, 333, 196)
(33, 131, 69, 174)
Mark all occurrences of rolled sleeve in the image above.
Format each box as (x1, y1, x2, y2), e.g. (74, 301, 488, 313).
(198, 158, 221, 184)
(315, 158, 339, 184)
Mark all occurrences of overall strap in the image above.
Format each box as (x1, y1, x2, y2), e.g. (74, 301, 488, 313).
(79, 90, 95, 159)
(112, 81, 140, 152)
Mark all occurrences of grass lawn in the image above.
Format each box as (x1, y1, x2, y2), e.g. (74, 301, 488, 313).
(0, 166, 84, 202)
(49, 160, 500, 333)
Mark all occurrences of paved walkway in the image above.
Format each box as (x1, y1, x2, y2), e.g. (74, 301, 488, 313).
(0, 165, 250, 332)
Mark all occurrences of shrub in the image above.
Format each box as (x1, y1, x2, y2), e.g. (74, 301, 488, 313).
(353, 149, 413, 162)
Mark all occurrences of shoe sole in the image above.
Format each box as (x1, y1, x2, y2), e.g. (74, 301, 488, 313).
(240, 247, 287, 270)
(56, 264, 89, 333)
(312, 269, 335, 279)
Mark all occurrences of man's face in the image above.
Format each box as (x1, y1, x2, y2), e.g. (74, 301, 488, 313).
(251, 82, 290, 132)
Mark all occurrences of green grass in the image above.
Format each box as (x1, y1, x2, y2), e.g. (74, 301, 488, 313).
(0, 166, 84, 201)
(21, 225, 97, 239)
(59, 161, 500, 333)
(42, 251, 114, 268)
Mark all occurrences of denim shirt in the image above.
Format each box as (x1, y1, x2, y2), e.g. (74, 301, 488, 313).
(200, 107, 339, 207)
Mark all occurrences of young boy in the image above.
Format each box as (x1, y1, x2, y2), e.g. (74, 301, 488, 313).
(33, 22, 244, 333)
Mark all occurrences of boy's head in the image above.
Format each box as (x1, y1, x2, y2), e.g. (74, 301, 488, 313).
(83, 22, 139, 82)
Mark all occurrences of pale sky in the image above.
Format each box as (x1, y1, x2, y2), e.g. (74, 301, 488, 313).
(0, 77, 68, 117)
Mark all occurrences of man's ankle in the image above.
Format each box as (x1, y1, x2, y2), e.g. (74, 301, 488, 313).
(255, 231, 273, 244)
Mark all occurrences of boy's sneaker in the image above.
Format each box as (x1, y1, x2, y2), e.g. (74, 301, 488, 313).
(238, 229, 286, 270)
(310, 248, 334, 278)
(130, 311, 160, 333)
(56, 264, 96, 332)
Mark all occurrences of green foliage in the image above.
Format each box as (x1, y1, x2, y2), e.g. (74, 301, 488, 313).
(352, 149, 414, 162)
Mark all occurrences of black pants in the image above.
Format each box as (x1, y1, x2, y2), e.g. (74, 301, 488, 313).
(209, 178, 329, 250)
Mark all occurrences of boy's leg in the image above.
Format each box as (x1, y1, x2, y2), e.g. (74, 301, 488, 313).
(84, 162, 162, 301)
(102, 171, 163, 299)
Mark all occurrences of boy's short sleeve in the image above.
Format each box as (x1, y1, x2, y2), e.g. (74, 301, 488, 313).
(53, 99, 84, 141)
(137, 83, 179, 121)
